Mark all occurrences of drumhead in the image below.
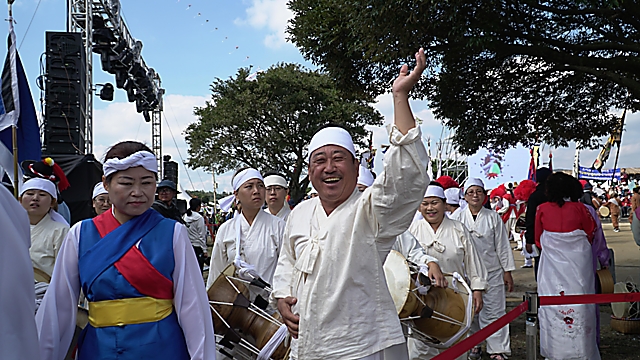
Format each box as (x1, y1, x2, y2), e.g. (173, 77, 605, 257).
(599, 206, 610, 217)
(383, 250, 411, 315)
(612, 282, 631, 318)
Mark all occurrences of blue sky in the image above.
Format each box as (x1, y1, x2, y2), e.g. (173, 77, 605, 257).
(6, 0, 640, 192)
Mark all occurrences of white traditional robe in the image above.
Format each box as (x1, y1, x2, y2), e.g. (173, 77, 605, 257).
(452, 206, 515, 355)
(407, 216, 487, 360)
(35, 221, 217, 360)
(409, 217, 487, 291)
(272, 126, 428, 360)
(265, 202, 291, 222)
(207, 210, 285, 289)
(30, 212, 69, 277)
(0, 186, 41, 360)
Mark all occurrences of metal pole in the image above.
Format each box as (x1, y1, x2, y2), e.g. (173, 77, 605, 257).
(525, 292, 539, 360)
(12, 125, 18, 198)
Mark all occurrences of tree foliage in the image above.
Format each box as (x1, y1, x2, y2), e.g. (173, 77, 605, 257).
(288, 0, 638, 154)
(185, 63, 383, 202)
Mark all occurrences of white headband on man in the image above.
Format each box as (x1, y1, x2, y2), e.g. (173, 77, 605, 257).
(232, 168, 264, 191)
(20, 178, 57, 199)
(103, 151, 158, 177)
(357, 166, 374, 187)
(308, 127, 356, 161)
(92, 182, 108, 199)
(424, 185, 445, 199)
(264, 174, 288, 188)
(464, 178, 485, 193)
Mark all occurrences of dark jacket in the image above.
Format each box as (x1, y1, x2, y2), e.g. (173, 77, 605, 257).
(525, 184, 547, 245)
(152, 199, 186, 224)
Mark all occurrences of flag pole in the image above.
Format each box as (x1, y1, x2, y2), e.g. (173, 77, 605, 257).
(610, 109, 626, 183)
(8, 0, 17, 198)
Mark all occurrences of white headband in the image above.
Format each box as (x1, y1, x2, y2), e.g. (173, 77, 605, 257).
(444, 188, 461, 205)
(308, 127, 356, 161)
(464, 178, 485, 193)
(103, 151, 158, 177)
(424, 185, 445, 199)
(232, 168, 263, 191)
(20, 178, 57, 199)
(264, 174, 288, 188)
(218, 194, 235, 212)
(92, 182, 108, 199)
(357, 165, 374, 187)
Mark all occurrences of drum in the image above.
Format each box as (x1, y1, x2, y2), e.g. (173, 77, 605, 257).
(596, 268, 614, 294)
(384, 250, 473, 349)
(599, 205, 610, 218)
(612, 281, 640, 319)
(34, 267, 51, 283)
(208, 264, 290, 360)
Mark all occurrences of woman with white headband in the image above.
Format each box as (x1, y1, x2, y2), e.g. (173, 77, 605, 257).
(408, 182, 487, 360)
(20, 178, 70, 279)
(35, 141, 216, 360)
(91, 181, 111, 216)
(206, 167, 285, 290)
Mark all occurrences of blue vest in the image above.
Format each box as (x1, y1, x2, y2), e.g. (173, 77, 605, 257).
(77, 213, 189, 360)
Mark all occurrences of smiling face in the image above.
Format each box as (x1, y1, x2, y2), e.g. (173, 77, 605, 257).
(420, 196, 446, 227)
(234, 178, 266, 213)
(105, 166, 156, 221)
(465, 186, 486, 210)
(20, 190, 54, 223)
(309, 145, 359, 212)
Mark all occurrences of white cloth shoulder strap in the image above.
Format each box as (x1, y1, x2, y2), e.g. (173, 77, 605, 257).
(233, 214, 260, 281)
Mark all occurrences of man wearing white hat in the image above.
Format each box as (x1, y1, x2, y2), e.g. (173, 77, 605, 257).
(451, 178, 515, 360)
(263, 172, 292, 221)
(273, 48, 430, 360)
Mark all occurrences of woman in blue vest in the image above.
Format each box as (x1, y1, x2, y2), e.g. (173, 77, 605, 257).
(35, 141, 216, 360)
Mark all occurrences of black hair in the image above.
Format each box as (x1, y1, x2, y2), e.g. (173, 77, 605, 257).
(186, 198, 202, 216)
(545, 172, 581, 207)
(430, 180, 445, 188)
(263, 171, 286, 179)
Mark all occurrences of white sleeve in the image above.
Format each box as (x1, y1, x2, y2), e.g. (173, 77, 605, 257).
(172, 223, 217, 360)
(493, 214, 516, 272)
(35, 225, 81, 360)
(272, 218, 294, 300)
(207, 222, 231, 290)
(365, 125, 429, 239)
(461, 227, 488, 291)
(196, 217, 208, 250)
(393, 231, 438, 266)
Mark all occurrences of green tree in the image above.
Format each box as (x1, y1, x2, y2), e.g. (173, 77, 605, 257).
(185, 63, 383, 203)
(288, 0, 637, 154)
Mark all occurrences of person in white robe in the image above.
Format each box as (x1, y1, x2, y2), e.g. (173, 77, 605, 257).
(207, 168, 285, 289)
(407, 183, 488, 360)
(272, 48, 430, 360)
(20, 178, 70, 278)
(0, 185, 42, 360)
(452, 178, 515, 360)
(263, 173, 292, 221)
(35, 143, 216, 360)
(444, 187, 463, 218)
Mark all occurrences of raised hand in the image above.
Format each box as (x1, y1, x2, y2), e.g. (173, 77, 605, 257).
(392, 48, 426, 95)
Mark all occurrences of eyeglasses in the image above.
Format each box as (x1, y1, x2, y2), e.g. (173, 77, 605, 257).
(465, 190, 484, 196)
(94, 197, 111, 204)
(158, 188, 174, 194)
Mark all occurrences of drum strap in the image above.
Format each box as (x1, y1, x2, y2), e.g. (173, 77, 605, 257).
(219, 328, 243, 349)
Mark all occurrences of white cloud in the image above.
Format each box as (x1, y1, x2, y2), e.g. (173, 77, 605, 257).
(235, 0, 293, 49)
(92, 94, 225, 191)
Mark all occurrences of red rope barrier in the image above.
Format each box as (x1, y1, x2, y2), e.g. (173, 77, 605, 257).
(539, 292, 640, 306)
(432, 301, 529, 360)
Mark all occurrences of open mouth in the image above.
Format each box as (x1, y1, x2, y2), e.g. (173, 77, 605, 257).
(323, 177, 341, 184)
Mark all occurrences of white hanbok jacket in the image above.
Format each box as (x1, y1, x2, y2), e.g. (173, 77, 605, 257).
(207, 210, 285, 289)
(452, 207, 515, 273)
(272, 126, 429, 360)
(265, 203, 291, 222)
(30, 212, 69, 277)
(409, 216, 487, 291)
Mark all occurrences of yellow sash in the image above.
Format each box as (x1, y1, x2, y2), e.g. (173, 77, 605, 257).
(88, 297, 173, 328)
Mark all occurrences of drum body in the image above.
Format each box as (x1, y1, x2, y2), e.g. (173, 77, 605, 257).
(208, 265, 289, 360)
(383, 250, 473, 349)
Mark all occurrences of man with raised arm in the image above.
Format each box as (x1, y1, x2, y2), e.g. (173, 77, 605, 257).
(272, 49, 430, 360)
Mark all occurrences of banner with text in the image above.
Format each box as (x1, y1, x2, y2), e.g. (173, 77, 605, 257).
(578, 167, 620, 181)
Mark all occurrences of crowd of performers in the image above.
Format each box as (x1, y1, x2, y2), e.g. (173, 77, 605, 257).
(0, 48, 618, 360)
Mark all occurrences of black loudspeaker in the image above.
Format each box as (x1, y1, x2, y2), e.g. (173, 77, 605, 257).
(43, 32, 87, 156)
(163, 160, 178, 186)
